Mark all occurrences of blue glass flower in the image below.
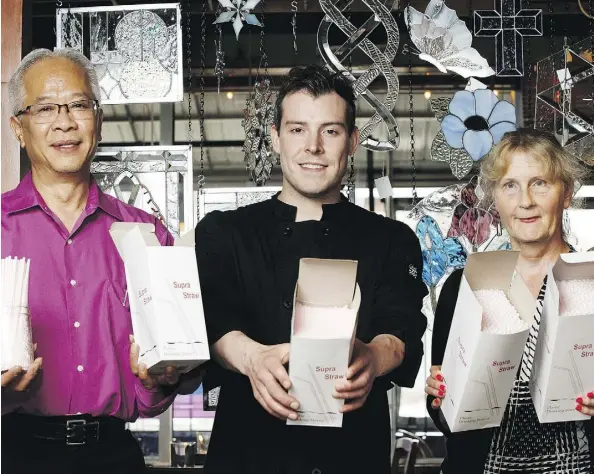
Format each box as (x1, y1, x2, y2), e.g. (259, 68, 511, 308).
(416, 215, 468, 288)
(441, 89, 516, 161)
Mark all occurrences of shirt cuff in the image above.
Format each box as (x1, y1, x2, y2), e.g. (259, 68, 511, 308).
(134, 377, 179, 418)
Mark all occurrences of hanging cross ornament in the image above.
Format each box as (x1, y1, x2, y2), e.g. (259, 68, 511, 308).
(318, 0, 400, 152)
(474, 0, 543, 77)
(214, 0, 262, 40)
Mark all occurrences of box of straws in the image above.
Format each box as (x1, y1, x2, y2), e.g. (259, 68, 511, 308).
(287, 258, 361, 428)
(530, 252, 594, 423)
(441, 251, 534, 432)
(110, 223, 209, 375)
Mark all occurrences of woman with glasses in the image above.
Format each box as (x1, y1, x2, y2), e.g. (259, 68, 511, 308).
(425, 129, 594, 473)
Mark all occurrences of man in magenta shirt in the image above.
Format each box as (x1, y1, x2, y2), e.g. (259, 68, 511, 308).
(1, 48, 198, 473)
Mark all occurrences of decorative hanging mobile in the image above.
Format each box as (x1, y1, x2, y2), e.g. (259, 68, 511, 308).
(214, 3, 226, 93)
(404, 0, 495, 78)
(242, 0, 277, 185)
(534, 35, 594, 165)
(318, 0, 400, 152)
(474, 0, 543, 77)
(214, 0, 262, 40)
(430, 79, 517, 179)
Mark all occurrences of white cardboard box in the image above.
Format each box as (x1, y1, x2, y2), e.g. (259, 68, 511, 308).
(110, 223, 210, 375)
(287, 258, 361, 428)
(441, 251, 534, 432)
(530, 252, 594, 423)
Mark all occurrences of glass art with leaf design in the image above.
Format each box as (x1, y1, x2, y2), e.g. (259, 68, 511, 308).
(56, 4, 183, 104)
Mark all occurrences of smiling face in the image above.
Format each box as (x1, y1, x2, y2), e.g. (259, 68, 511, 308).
(493, 150, 571, 246)
(271, 90, 358, 201)
(10, 56, 103, 178)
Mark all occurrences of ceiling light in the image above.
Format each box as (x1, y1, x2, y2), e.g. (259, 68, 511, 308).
(424, 90, 432, 99)
(226, 91, 234, 99)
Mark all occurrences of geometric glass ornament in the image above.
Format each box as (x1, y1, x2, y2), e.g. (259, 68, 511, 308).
(474, 0, 543, 77)
(198, 187, 279, 221)
(56, 3, 183, 104)
(91, 145, 194, 237)
(535, 36, 594, 165)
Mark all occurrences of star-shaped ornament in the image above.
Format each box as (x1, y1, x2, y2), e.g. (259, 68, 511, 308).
(214, 0, 262, 40)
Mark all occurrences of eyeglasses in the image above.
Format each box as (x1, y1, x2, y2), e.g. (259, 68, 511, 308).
(15, 99, 99, 124)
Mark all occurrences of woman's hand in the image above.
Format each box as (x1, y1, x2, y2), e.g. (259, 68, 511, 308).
(425, 365, 446, 409)
(576, 391, 594, 416)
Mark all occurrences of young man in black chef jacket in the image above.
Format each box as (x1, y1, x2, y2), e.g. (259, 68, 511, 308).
(195, 65, 427, 474)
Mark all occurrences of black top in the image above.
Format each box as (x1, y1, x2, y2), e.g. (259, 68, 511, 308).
(429, 269, 594, 474)
(195, 195, 428, 474)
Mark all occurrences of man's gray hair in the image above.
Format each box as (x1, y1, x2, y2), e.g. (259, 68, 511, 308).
(8, 48, 101, 115)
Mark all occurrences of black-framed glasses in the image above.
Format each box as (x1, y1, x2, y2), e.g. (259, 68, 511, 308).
(15, 99, 99, 124)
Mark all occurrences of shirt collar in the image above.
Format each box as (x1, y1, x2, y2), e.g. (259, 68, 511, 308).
(270, 192, 351, 222)
(4, 171, 124, 221)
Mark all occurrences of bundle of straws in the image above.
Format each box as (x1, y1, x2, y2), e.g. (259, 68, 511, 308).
(1, 257, 34, 371)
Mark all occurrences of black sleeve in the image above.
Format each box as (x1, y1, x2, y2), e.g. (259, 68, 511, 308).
(426, 268, 463, 434)
(368, 221, 429, 390)
(195, 211, 245, 345)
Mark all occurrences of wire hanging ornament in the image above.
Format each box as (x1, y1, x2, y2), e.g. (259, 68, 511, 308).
(344, 0, 355, 203)
(214, 2, 226, 93)
(291, 0, 298, 54)
(242, 0, 277, 186)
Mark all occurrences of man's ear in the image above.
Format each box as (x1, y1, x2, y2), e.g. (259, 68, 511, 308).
(271, 124, 280, 154)
(96, 107, 104, 142)
(10, 116, 26, 149)
(349, 126, 359, 156)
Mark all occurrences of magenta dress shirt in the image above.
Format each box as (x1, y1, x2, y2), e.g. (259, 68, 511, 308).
(1, 172, 177, 421)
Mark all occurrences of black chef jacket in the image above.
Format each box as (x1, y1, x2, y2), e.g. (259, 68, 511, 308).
(195, 194, 428, 474)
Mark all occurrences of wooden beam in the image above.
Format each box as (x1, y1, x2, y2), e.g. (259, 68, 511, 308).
(1, 0, 23, 193)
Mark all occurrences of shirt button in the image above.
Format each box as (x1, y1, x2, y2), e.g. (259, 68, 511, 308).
(323, 227, 331, 236)
(67, 239, 73, 245)
(284, 226, 292, 237)
(74, 321, 80, 328)
(77, 365, 84, 372)
(283, 300, 293, 310)
(70, 280, 77, 287)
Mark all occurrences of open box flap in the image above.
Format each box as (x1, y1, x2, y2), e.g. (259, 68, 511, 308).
(296, 258, 358, 307)
(464, 251, 520, 292)
(109, 222, 159, 259)
(553, 252, 594, 281)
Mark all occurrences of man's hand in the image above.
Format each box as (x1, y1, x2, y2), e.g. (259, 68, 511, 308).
(243, 343, 300, 421)
(333, 339, 379, 413)
(1, 357, 43, 392)
(129, 335, 182, 390)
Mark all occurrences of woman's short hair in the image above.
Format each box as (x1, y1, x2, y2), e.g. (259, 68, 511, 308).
(480, 128, 590, 204)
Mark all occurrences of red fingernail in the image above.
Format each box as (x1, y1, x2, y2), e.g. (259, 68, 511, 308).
(440, 384, 446, 391)
(576, 404, 583, 412)
(438, 390, 444, 397)
(577, 397, 583, 405)
(436, 374, 443, 382)
(588, 392, 594, 399)
(432, 399, 439, 406)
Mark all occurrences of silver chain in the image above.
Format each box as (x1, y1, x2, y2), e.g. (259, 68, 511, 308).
(186, 0, 193, 146)
(198, 0, 207, 183)
(406, 3, 418, 206)
(291, 0, 298, 54)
